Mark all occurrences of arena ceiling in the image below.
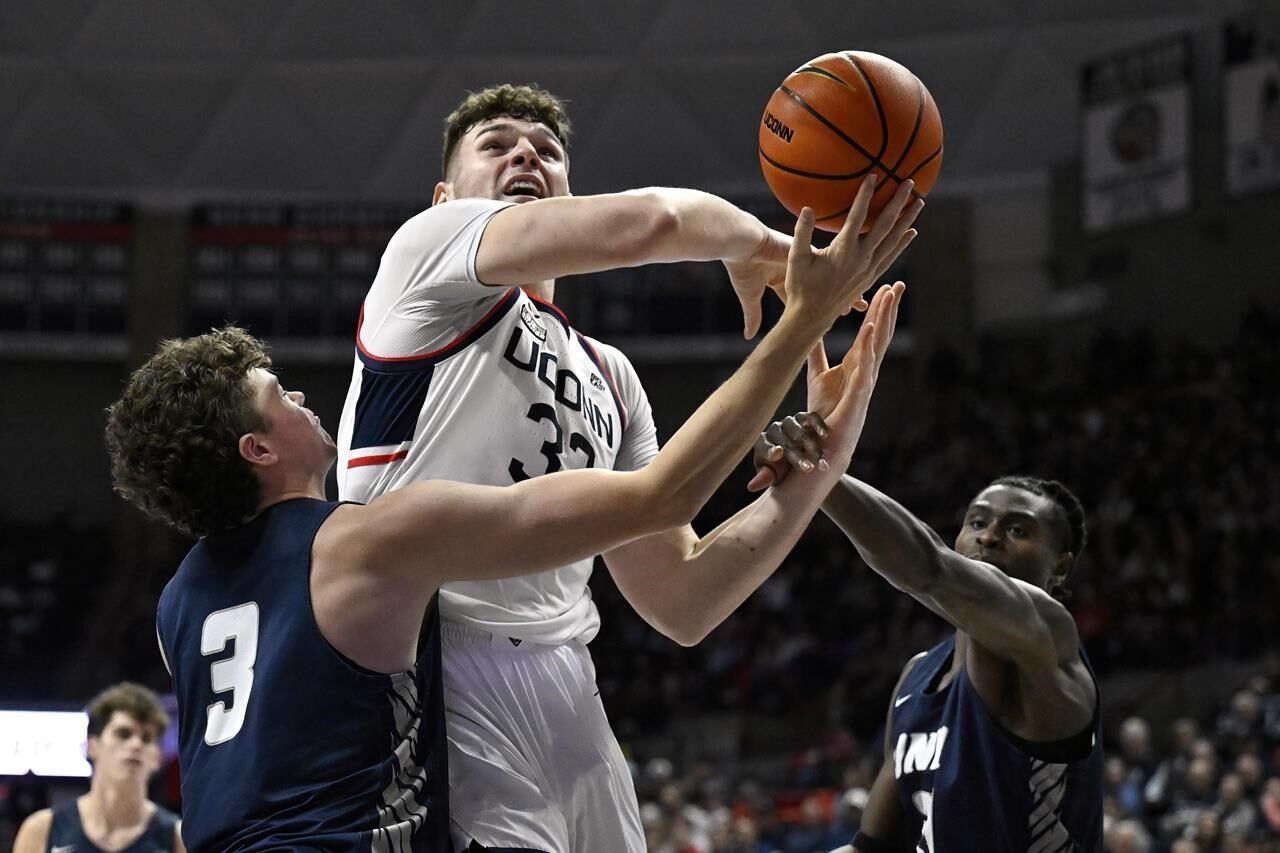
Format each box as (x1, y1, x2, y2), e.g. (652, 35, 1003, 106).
(0, 0, 1239, 205)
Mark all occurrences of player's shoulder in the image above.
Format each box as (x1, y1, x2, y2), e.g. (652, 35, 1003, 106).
(577, 332, 642, 382)
(12, 806, 53, 852)
(891, 649, 933, 698)
(389, 198, 511, 250)
(900, 649, 931, 679)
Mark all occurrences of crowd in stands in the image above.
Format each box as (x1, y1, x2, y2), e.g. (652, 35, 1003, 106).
(0, 517, 114, 702)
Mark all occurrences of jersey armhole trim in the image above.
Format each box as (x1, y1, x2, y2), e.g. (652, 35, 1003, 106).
(574, 333, 629, 431)
(356, 287, 520, 369)
(309, 501, 417, 680)
(967, 650, 1100, 765)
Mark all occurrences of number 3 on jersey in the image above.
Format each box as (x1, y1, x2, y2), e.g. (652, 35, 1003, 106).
(200, 602, 259, 746)
(912, 790, 935, 853)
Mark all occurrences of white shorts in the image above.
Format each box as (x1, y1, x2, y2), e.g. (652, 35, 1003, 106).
(441, 620, 644, 853)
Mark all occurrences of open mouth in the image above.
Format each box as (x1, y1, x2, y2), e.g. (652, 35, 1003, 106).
(502, 177, 545, 200)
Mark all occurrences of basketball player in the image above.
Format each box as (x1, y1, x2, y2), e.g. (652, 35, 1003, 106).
(103, 194, 906, 851)
(335, 82, 922, 852)
(752, 409, 1103, 850)
(13, 682, 183, 853)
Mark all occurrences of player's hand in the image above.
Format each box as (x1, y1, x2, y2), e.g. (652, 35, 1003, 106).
(783, 175, 920, 326)
(746, 412, 829, 492)
(723, 226, 791, 339)
(747, 281, 904, 492)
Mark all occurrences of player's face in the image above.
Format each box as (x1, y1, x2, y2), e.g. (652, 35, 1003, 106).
(438, 117, 570, 204)
(954, 485, 1068, 591)
(87, 711, 161, 785)
(250, 368, 337, 471)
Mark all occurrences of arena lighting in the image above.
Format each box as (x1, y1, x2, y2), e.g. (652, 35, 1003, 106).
(0, 710, 92, 777)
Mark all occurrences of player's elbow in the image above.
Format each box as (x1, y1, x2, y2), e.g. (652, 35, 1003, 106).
(648, 498, 698, 536)
(633, 466, 698, 528)
(661, 485, 705, 531)
(668, 621, 711, 648)
(649, 609, 712, 648)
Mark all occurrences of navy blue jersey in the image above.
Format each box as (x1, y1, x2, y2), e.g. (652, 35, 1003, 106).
(889, 636, 1103, 852)
(47, 799, 180, 852)
(155, 498, 448, 852)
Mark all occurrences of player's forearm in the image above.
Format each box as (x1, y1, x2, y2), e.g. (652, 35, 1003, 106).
(475, 190, 776, 285)
(641, 462, 851, 645)
(642, 309, 826, 524)
(822, 474, 951, 595)
(636, 187, 776, 264)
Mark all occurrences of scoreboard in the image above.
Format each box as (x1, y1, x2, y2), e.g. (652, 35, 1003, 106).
(187, 201, 422, 342)
(0, 198, 132, 356)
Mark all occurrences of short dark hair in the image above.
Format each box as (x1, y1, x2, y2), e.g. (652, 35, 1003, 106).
(86, 682, 169, 740)
(989, 475, 1088, 600)
(441, 83, 571, 176)
(105, 326, 270, 538)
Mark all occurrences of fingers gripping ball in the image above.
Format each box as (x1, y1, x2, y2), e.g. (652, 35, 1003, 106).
(759, 51, 943, 232)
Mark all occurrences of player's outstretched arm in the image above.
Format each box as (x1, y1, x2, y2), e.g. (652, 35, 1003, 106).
(819, 476, 1083, 674)
(331, 179, 912, 592)
(602, 220, 914, 647)
(476, 188, 786, 336)
(474, 177, 920, 336)
(754, 423, 1095, 741)
(602, 282, 904, 646)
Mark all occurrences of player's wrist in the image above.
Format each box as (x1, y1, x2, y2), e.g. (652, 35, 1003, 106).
(723, 214, 772, 264)
(769, 305, 831, 351)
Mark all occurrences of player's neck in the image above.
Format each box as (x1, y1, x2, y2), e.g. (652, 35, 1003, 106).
(83, 780, 149, 828)
(946, 631, 973, 684)
(260, 485, 327, 512)
(258, 466, 330, 509)
(521, 281, 556, 303)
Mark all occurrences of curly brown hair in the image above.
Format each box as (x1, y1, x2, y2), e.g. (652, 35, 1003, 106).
(86, 681, 169, 740)
(442, 83, 572, 177)
(105, 326, 270, 538)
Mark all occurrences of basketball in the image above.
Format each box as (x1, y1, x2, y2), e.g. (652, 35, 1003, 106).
(759, 51, 944, 232)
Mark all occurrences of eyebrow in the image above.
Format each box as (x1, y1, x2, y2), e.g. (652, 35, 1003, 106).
(475, 122, 562, 148)
(966, 505, 1041, 525)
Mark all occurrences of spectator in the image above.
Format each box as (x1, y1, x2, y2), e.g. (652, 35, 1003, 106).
(1106, 818, 1153, 853)
(1160, 756, 1218, 840)
(1216, 773, 1259, 839)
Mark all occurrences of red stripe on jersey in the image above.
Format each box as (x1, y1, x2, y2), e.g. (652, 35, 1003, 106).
(347, 450, 409, 469)
(527, 293, 570, 332)
(575, 334, 629, 433)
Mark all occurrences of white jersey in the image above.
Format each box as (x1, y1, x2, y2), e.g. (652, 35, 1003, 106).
(336, 198, 659, 645)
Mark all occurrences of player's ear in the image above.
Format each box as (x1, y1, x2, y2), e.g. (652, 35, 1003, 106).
(432, 182, 451, 205)
(86, 733, 100, 764)
(239, 432, 277, 469)
(1050, 552, 1074, 598)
